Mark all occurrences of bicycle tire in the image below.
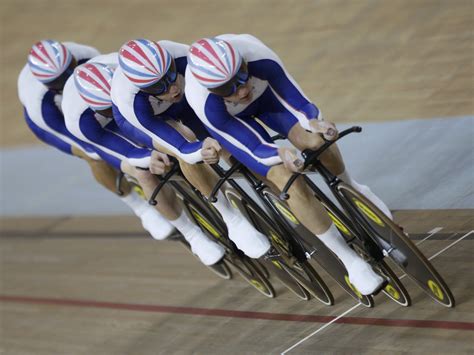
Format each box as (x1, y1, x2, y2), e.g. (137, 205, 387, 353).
(178, 186, 275, 297)
(261, 257, 310, 300)
(227, 255, 276, 298)
(177, 239, 233, 280)
(337, 183, 455, 307)
(254, 260, 270, 279)
(318, 198, 411, 307)
(262, 190, 374, 308)
(376, 260, 411, 307)
(207, 259, 233, 280)
(281, 260, 334, 305)
(226, 190, 332, 303)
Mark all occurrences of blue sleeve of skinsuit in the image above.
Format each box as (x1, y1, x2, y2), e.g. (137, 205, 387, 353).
(24, 107, 73, 155)
(112, 103, 155, 150)
(41, 91, 96, 151)
(175, 56, 187, 76)
(204, 95, 278, 160)
(133, 94, 203, 156)
(248, 60, 319, 120)
(78, 110, 151, 169)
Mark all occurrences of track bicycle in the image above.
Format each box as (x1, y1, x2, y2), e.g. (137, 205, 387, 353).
(146, 163, 276, 298)
(279, 126, 455, 307)
(115, 172, 232, 281)
(208, 163, 334, 304)
(208, 159, 374, 307)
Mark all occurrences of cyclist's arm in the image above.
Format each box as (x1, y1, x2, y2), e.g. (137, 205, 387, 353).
(23, 108, 73, 155)
(203, 96, 281, 166)
(249, 56, 321, 131)
(132, 97, 203, 164)
(70, 110, 151, 169)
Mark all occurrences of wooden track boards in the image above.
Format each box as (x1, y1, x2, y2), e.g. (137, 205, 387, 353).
(1, 210, 473, 354)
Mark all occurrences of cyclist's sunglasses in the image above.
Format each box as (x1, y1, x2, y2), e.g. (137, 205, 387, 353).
(145, 59, 178, 95)
(209, 62, 250, 97)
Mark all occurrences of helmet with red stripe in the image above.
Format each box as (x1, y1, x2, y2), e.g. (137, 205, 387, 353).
(118, 39, 172, 89)
(73, 63, 114, 111)
(187, 37, 242, 89)
(28, 40, 73, 83)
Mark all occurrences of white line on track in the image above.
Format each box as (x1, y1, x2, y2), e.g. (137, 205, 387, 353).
(280, 303, 360, 354)
(416, 227, 443, 246)
(280, 229, 473, 354)
(427, 230, 473, 260)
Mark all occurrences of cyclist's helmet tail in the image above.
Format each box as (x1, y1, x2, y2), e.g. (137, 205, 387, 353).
(74, 62, 114, 111)
(118, 39, 172, 89)
(28, 40, 73, 83)
(188, 37, 242, 89)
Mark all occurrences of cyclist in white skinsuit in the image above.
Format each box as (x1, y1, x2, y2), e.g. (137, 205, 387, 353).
(186, 34, 392, 295)
(17, 40, 175, 240)
(61, 54, 224, 265)
(111, 39, 271, 259)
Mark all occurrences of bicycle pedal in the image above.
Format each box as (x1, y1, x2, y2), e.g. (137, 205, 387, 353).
(263, 248, 281, 260)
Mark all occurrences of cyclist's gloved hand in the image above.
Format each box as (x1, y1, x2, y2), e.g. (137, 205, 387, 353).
(201, 137, 221, 164)
(150, 150, 172, 175)
(309, 120, 339, 141)
(278, 147, 303, 173)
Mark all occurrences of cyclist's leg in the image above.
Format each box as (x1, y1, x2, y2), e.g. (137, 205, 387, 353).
(114, 117, 224, 262)
(277, 113, 393, 219)
(155, 120, 270, 259)
(121, 160, 224, 265)
(267, 164, 383, 295)
(218, 105, 384, 294)
(71, 145, 130, 194)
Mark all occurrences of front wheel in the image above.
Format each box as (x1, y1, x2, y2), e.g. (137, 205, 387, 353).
(262, 190, 373, 307)
(337, 183, 455, 307)
(281, 260, 334, 305)
(183, 197, 274, 297)
(226, 190, 331, 303)
(207, 259, 232, 280)
(319, 198, 411, 307)
(227, 255, 276, 298)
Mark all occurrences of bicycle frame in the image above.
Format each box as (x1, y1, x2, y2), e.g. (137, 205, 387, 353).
(303, 164, 385, 262)
(279, 126, 388, 261)
(209, 163, 313, 262)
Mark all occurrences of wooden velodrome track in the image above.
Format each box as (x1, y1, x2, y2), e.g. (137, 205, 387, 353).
(1, 0, 473, 354)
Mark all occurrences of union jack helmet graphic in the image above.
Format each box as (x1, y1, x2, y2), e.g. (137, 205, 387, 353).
(118, 39, 172, 88)
(28, 40, 73, 83)
(74, 63, 114, 111)
(188, 37, 242, 89)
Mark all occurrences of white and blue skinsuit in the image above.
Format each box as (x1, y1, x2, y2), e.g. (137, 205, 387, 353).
(111, 41, 210, 163)
(62, 53, 151, 170)
(185, 34, 323, 177)
(17, 43, 101, 159)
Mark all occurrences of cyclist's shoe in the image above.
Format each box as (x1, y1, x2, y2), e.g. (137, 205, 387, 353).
(140, 208, 175, 241)
(188, 233, 225, 266)
(227, 217, 271, 259)
(348, 258, 385, 295)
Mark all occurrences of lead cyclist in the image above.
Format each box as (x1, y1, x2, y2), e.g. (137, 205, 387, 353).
(185, 34, 392, 295)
